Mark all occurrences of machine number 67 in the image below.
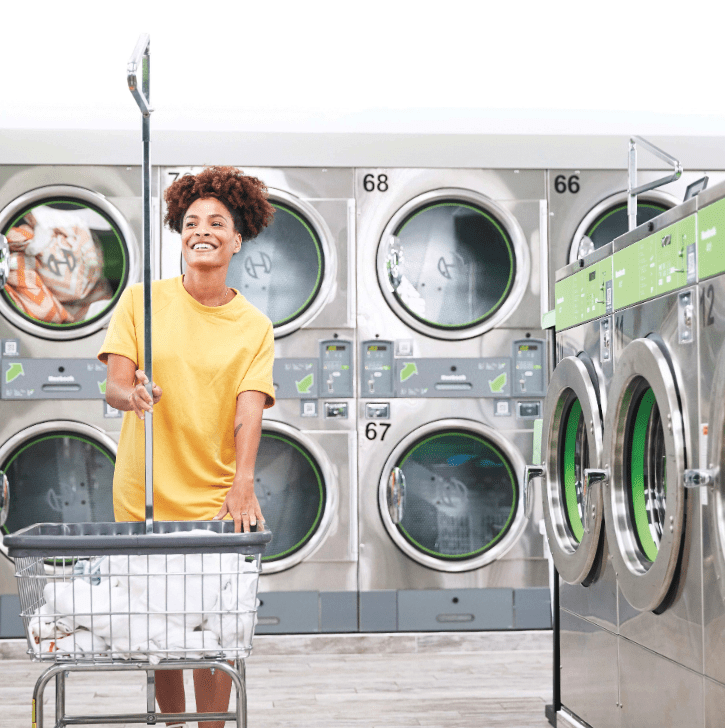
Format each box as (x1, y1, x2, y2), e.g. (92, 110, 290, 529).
(366, 422, 391, 441)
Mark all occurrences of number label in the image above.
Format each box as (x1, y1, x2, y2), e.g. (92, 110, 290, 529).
(701, 285, 716, 328)
(365, 422, 391, 441)
(554, 174, 580, 194)
(363, 174, 389, 193)
(167, 171, 180, 182)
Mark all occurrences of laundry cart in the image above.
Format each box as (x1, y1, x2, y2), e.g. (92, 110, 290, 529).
(4, 521, 270, 728)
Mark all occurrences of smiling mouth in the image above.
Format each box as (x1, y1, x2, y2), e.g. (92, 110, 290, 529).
(192, 243, 215, 250)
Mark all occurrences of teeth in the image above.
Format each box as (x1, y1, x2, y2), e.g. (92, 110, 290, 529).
(193, 243, 213, 250)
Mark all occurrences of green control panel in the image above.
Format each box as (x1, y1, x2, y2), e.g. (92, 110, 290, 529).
(554, 257, 613, 331)
(612, 214, 696, 310)
(698, 195, 725, 279)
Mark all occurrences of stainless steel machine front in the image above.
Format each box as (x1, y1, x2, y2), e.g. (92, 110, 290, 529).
(0, 165, 148, 637)
(159, 168, 359, 633)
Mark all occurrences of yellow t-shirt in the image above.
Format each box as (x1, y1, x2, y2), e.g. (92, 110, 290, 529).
(98, 276, 275, 522)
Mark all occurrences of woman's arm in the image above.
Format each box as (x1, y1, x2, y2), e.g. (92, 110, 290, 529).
(106, 353, 162, 419)
(213, 390, 267, 533)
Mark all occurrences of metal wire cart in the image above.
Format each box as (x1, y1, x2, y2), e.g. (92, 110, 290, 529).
(6, 522, 270, 727)
(2, 35, 272, 728)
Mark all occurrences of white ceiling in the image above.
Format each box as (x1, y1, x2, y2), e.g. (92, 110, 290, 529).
(4, 0, 723, 135)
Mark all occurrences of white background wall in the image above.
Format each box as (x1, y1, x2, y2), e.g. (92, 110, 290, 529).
(3, 0, 723, 136)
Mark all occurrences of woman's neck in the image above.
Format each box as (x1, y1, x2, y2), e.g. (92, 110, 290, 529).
(182, 270, 234, 307)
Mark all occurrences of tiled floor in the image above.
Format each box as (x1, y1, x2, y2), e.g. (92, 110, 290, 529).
(0, 631, 553, 728)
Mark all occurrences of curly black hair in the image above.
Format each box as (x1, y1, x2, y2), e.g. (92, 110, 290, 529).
(163, 166, 275, 242)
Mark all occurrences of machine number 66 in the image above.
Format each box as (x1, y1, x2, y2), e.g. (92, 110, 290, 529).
(366, 422, 391, 441)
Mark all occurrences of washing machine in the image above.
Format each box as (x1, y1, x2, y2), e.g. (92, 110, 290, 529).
(693, 181, 725, 723)
(160, 168, 358, 633)
(0, 165, 145, 637)
(603, 199, 704, 727)
(545, 168, 724, 312)
(544, 245, 620, 728)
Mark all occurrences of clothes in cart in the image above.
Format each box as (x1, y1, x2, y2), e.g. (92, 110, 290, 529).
(28, 532, 258, 663)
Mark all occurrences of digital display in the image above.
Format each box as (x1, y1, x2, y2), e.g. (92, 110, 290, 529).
(367, 345, 388, 352)
(518, 345, 538, 351)
(589, 271, 596, 281)
(326, 345, 346, 351)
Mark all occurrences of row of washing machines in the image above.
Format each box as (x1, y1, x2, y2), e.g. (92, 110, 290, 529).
(0, 163, 718, 640)
(545, 180, 725, 727)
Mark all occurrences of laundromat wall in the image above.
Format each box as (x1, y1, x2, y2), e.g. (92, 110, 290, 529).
(2, 131, 725, 637)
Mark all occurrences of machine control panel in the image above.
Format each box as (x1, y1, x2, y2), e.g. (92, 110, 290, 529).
(361, 340, 394, 397)
(324, 402, 348, 419)
(0, 358, 107, 400)
(321, 340, 353, 397)
(273, 340, 353, 400)
(513, 340, 546, 396)
(365, 402, 390, 419)
(698, 195, 725, 279)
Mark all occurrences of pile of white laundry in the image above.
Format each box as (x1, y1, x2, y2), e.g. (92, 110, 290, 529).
(28, 532, 259, 663)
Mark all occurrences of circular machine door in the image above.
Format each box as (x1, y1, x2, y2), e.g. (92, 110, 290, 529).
(569, 190, 675, 263)
(379, 419, 527, 572)
(376, 189, 530, 341)
(254, 421, 336, 573)
(0, 186, 138, 340)
(542, 355, 606, 585)
(603, 338, 688, 612)
(224, 190, 336, 338)
(0, 422, 117, 553)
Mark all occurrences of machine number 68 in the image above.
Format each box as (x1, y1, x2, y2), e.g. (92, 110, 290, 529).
(365, 422, 391, 441)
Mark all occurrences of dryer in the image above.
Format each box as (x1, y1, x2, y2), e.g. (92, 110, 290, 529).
(356, 169, 549, 632)
(160, 168, 358, 633)
(0, 165, 145, 637)
(693, 181, 725, 721)
(604, 200, 704, 727)
(543, 245, 619, 728)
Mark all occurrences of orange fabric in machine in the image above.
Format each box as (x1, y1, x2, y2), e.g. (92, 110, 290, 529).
(4, 212, 112, 323)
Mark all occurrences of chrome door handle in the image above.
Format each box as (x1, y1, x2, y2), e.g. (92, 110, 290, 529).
(0, 234, 8, 291)
(524, 465, 545, 520)
(582, 468, 608, 534)
(684, 468, 718, 489)
(385, 235, 403, 291)
(0, 470, 9, 528)
(387, 467, 406, 524)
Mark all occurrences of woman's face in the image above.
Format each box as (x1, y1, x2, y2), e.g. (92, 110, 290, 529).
(180, 197, 242, 272)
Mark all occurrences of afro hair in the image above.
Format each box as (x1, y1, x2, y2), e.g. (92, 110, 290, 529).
(163, 166, 275, 242)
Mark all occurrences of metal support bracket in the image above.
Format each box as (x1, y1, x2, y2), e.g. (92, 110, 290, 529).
(628, 136, 683, 231)
(582, 468, 608, 534)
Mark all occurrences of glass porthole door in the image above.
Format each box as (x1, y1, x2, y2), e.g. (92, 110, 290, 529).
(541, 355, 606, 585)
(604, 338, 687, 612)
(0, 186, 137, 340)
(253, 421, 335, 573)
(222, 190, 335, 338)
(379, 420, 527, 572)
(570, 192, 672, 262)
(377, 189, 529, 340)
(0, 423, 116, 552)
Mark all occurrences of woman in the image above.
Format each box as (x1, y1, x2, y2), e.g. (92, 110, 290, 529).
(99, 166, 276, 728)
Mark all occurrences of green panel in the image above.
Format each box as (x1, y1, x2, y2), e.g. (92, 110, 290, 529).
(698, 197, 725, 279)
(613, 214, 696, 310)
(630, 389, 659, 563)
(563, 400, 584, 543)
(554, 257, 612, 331)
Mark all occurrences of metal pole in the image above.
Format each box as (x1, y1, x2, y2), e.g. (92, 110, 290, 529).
(127, 34, 154, 533)
(628, 139, 637, 232)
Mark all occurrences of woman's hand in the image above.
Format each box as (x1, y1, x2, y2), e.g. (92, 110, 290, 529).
(129, 369, 162, 420)
(213, 482, 264, 533)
